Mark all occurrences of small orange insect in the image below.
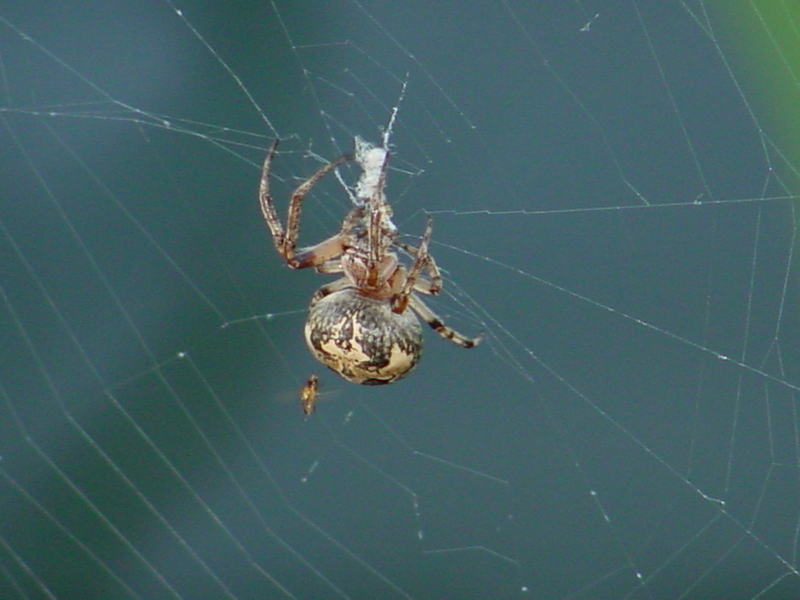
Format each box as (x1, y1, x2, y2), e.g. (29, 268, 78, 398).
(300, 374, 319, 417)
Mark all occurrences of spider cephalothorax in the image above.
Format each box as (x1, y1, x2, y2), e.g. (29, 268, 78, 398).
(259, 136, 480, 385)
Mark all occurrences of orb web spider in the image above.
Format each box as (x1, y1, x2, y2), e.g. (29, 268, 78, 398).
(259, 136, 480, 385)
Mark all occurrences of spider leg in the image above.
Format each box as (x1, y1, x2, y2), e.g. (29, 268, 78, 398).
(309, 277, 351, 306)
(285, 153, 353, 267)
(259, 139, 286, 249)
(410, 277, 437, 295)
(259, 138, 353, 268)
(292, 234, 345, 270)
(391, 216, 433, 313)
(395, 238, 442, 296)
(408, 293, 481, 348)
(354, 137, 392, 266)
(314, 257, 344, 275)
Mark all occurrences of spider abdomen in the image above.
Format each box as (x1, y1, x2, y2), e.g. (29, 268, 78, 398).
(305, 288, 423, 385)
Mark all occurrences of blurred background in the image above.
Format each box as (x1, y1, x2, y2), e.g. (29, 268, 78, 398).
(1, 1, 800, 598)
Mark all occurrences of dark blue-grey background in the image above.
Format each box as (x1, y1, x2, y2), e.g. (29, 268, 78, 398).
(1, 1, 799, 598)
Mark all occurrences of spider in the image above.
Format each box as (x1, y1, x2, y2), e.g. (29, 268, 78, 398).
(259, 136, 480, 385)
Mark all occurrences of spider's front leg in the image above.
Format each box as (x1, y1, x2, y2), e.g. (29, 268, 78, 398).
(395, 240, 443, 296)
(259, 139, 287, 253)
(259, 139, 352, 268)
(391, 216, 434, 314)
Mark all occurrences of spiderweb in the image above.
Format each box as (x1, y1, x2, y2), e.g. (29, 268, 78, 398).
(1, 1, 799, 598)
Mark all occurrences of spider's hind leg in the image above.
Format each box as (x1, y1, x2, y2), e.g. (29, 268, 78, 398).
(408, 294, 481, 348)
